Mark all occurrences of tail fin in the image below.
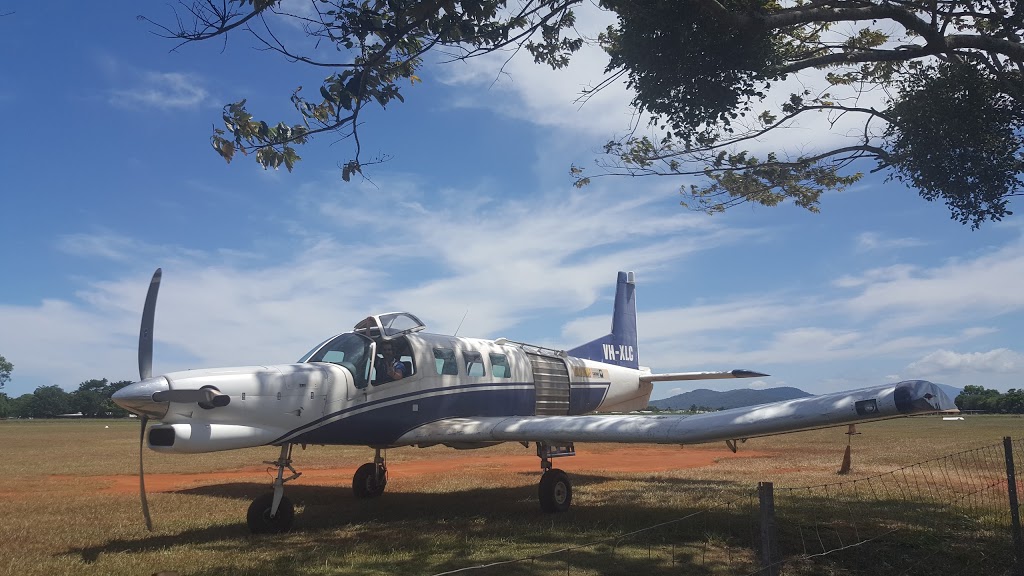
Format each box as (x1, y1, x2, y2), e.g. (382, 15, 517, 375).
(567, 271, 638, 369)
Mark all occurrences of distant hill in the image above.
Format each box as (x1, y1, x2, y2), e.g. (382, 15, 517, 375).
(649, 387, 812, 411)
(934, 383, 963, 401)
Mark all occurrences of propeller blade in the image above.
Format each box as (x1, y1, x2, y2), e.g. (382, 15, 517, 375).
(140, 414, 153, 531)
(152, 388, 229, 406)
(139, 268, 162, 381)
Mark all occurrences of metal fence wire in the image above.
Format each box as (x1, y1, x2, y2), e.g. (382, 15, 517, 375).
(431, 437, 1024, 576)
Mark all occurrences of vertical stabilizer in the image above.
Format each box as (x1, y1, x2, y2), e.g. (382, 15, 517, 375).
(567, 271, 638, 369)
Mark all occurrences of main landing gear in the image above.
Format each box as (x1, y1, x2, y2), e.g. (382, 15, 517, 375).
(245, 443, 572, 532)
(537, 442, 575, 513)
(353, 448, 388, 499)
(247, 443, 301, 534)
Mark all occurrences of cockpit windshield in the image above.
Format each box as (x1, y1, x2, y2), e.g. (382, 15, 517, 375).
(300, 333, 374, 388)
(354, 312, 426, 340)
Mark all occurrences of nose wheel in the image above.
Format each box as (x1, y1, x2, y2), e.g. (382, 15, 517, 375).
(247, 443, 301, 534)
(247, 493, 295, 534)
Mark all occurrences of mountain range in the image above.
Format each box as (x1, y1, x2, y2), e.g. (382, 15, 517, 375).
(649, 382, 965, 412)
(649, 387, 812, 411)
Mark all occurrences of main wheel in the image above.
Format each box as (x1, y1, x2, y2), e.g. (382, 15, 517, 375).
(246, 493, 295, 534)
(352, 462, 387, 499)
(538, 468, 572, 513)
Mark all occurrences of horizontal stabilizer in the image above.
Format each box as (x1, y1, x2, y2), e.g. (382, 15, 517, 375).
(640, 369, 769, 383)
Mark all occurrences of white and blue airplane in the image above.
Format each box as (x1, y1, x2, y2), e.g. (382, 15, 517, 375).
(113, 270, 957, 533)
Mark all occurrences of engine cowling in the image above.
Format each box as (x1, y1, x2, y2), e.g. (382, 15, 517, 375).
(148, 423, 285, 453)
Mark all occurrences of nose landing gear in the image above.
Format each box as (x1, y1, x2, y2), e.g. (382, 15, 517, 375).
(247, 443, 302, 534)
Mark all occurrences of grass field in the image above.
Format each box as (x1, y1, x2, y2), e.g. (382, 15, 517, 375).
(0, 415, 1021, 575)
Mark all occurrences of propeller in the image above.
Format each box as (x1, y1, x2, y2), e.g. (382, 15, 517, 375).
(139, 414, 152, 531)
(139, 269, 161, 381)
(138, 268, 161, 532)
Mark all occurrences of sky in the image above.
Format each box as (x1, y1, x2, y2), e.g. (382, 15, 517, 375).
(1, 2, 1022, 401)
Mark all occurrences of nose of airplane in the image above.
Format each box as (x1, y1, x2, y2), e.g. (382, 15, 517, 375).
(113, 376, 170, 419)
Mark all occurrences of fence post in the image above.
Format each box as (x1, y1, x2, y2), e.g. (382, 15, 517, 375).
(759, 481, 780, 576)
(1004, 436, 1023, 575)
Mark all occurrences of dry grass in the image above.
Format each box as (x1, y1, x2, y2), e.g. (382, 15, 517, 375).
(0, 415, 1020, 575)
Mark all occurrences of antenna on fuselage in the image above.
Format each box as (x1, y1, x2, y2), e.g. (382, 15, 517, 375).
(453, 309, 470, 337)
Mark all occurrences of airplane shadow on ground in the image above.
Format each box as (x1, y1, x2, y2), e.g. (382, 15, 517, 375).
(71, 473, 1010, 576)
(71, 474, 752, 569)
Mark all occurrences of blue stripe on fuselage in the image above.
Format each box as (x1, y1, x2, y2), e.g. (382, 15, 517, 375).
(271, 381, 610, 446)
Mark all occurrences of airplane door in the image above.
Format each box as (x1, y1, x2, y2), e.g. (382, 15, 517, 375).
(528, 353, 570, 416)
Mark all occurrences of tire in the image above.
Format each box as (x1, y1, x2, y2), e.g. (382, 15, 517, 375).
(538, 468, 572, 513)
(246, 493, 294, 534)
(352, 462, 387, 499)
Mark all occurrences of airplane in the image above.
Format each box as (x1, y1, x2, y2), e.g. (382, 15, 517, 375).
(112, 269, 957, 534)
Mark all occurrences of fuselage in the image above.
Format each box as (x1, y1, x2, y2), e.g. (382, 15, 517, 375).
(123, 330, 654, 453)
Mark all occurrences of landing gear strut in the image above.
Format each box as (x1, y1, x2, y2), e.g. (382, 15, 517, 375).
(247, 443, 301, 534)
(353, 448, 388, 499)
(537, 442, 574, 513)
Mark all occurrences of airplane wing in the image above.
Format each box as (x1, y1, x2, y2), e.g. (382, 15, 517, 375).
(395, 380, 957, 447)
(639, 369, 769, 383)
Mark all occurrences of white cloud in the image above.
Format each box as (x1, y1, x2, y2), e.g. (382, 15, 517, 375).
(109, 72, 209, 110)
(1, 176, 752, 392)
(855, 231, 926, 253)
(748, 380, 769, 390)
(57, 233, 138, 261)
(581, 229, 1024, 389)
(907, 349, 1023, 375)
(841, 238, 1024, 327)
(833, 264, 916, 288)
(433, 5, 640, 138)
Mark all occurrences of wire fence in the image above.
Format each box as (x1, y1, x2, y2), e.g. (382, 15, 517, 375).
(431, 437, 1024, 576)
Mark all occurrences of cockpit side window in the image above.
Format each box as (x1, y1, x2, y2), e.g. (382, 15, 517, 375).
(371, 337, 415, 385)
(305, 333, 373, 389)
(463, 351, 485, 377)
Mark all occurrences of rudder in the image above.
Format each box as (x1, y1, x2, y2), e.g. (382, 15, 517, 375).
(567, 271, 638, 369)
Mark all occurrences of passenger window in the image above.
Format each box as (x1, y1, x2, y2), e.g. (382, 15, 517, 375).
(433, 348, 459, 376)
(463, 351, 485, 377)
(490, 353, 512, 378)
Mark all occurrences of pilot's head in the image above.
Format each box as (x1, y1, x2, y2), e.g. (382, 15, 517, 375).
(380, 342, 394, 357)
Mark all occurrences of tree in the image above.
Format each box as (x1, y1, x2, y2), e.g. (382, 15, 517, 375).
(31, 385, 72, 418)
(73, 379, 111, 418)
(11, 393, 37, 418)
(0, 393, 10, 419)
(0, 354, 11, 389)
(583, 0, 1024, 228)
(1000, 388, 1024, 413)
(955, 385, 1004, 412)
(153, 0, 1022, 227)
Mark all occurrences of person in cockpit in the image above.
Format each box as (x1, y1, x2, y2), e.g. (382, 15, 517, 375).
(376, 341, 406, 383)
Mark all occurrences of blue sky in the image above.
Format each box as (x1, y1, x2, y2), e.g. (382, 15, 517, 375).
(1, 2, 1022, 400)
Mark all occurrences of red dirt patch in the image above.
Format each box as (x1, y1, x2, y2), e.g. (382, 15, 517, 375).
(44, 445, 772, 496)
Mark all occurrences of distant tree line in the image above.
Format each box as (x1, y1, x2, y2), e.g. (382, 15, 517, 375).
(0, 379, 133, 419)
(955, 385, 1024, 413)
